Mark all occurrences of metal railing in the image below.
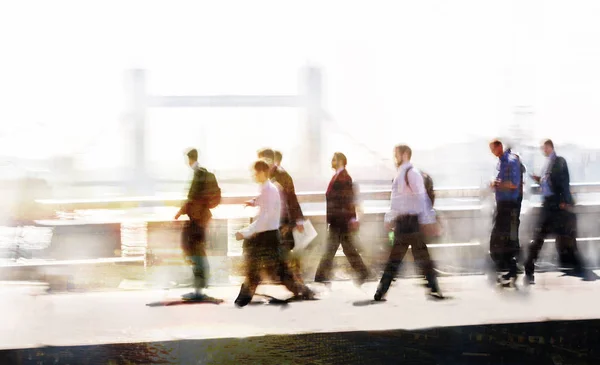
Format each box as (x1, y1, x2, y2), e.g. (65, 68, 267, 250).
(35, 183, 600, 211)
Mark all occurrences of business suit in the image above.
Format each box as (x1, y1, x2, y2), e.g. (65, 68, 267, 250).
(269, 165, 306, 282)
(314, 168, 369, 284)
(179, 165, 220, 291)
(524, 154, 584, 280)
(270, 165, 304, 248)
(234, 180, 314, 307)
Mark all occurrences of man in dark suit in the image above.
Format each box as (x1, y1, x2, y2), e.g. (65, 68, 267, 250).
(524, 139, 585, 284)
(274, 150, 283, 167)
(314, 152, 369, 286)
(174, 148, 221, 300)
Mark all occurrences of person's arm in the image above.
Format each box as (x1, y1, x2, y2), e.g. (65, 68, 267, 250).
(384, 174, 401, 226)
(284, 173, 305, 226)
(338, 175, 357, 224)
(175, 170, 202, 219)
(555, 157, 574, 206)
(348, 180, 358, 223)
(239, 194, 264, 238)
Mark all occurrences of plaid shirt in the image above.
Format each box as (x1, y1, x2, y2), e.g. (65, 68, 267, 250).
(495, 150, 522, 202)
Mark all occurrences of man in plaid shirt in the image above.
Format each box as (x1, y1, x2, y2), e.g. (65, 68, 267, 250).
(489, 139, 523, 286)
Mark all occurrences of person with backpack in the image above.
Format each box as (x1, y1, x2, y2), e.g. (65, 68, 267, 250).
(174, 148, 221, 300)
(488, 140, 522, 286)
(374, 144, 443, 301)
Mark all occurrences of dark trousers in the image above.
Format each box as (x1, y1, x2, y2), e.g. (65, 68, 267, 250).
(525, 200, 583, 276)
(279, 225, 305, 284)
(489, 200, 521, 277)
(314, 225, 368, 283)
(377, 216, 438, 297)
(235, 230, 307, 305)
(181, 220, 209, 290)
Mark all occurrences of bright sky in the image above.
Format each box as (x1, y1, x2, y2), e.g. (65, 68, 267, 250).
(1, 0, 599, 174)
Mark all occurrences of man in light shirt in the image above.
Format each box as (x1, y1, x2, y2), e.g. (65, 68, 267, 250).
(374, 144, 442, 301)
(249, 148, 306, 289)
(234, 160, 315, 307)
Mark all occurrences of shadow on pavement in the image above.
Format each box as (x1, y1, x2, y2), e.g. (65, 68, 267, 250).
(2, 319, 599, 364)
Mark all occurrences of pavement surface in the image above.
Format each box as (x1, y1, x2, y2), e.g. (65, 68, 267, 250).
(1, 271, 600, 352)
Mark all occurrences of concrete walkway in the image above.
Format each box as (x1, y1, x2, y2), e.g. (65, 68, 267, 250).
(1, 272, 599, 350)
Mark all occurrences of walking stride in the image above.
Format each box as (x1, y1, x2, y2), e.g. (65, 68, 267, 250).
(234, 160, 315, 307)
(375, 144, 443, 301)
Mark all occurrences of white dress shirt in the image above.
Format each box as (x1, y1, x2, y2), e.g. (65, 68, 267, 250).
(384, 162, 436, 225)
(240, 180, 282, 238)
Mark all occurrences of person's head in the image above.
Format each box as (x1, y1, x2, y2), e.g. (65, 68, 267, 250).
(257, 148, 275, 167)
(489, 139, 504, 158)
(394, 144, 412, 167)
(331, 152, 347, 170)
(274, 150, 282, 166)
(186, 148, 198, 168)
(541, 139, 554, 157)
(252, 160, 270, 183)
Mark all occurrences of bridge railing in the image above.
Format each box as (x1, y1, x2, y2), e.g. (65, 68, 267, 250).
(2, 182, 598, 285)
(35, 182, 600, 211)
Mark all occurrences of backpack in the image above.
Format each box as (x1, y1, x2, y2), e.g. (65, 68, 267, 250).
(203, 171, 222, 209)
(516, 155, 526, 196)
(405, 166, 435, 206)
(507, 151, 526, 197)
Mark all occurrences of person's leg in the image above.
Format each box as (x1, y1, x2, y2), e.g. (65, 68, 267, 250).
(524, 206, 553, 284)
(374, 231, 411, 301)
(314, 227, 341, 283)
(410, 233, 442, 296)
(339, 230, 369, 285)
(279, 226, 305, 284)
(501, 201, 521, 282)
(235, 237, 261, 307)
(489, 202, 507, 281)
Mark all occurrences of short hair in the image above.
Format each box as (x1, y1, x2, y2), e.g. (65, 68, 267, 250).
(253, 160, 270, 173)
(543, 139, 554, 149)
(333, 152, 347, 166)
(274, 150, 282, 163)
(257, 148, 275, 161)
(489, 139, 502, 148)
(186, 148, 198, 161)
(394, 144, 412, 160)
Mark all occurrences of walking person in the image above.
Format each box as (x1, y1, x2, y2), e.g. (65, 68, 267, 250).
(374, 144, 442, 301)
(524, 139, 585, 284)
(234, 160, 315, 307)
(488, 140, 523, 286)
(174, 148, 221, 300)
(314, 152, 369, 287)
(248, 149, 306, 286)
